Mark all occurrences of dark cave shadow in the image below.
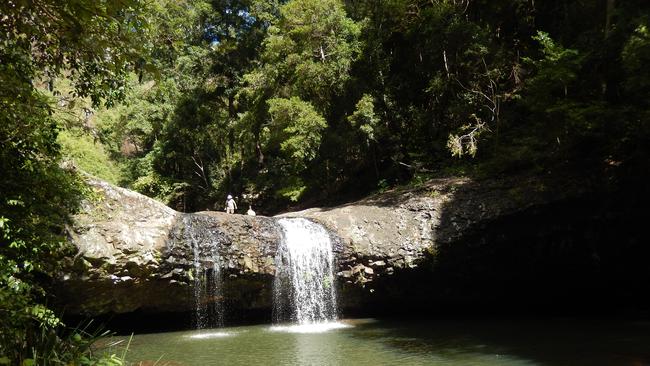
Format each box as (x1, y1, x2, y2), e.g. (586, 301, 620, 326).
(345, 165, 650, 366)
(350, 317, 650, 366)
(364, 189, 650, 319)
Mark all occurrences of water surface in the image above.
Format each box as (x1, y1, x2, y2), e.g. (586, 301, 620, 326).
(120, 318, 650, 365)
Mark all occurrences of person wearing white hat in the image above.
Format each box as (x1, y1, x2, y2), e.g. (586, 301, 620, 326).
(225, 194, 237, 214)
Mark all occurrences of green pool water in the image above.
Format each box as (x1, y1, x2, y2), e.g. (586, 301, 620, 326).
(117, 318, 650, 365)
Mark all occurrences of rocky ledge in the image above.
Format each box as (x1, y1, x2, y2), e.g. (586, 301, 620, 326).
(59, 179, 283, 315)
(57, 174, 598, 317)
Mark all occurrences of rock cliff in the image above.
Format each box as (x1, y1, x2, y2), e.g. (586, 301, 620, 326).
(57, 174, 593, 317)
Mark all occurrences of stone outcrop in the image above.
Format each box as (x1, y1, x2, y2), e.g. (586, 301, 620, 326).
(60, 179, 282, 315)
(58, 174, 587, 317)
(280, 175, 582, 308)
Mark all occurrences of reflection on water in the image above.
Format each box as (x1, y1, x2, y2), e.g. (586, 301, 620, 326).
(270, 321, 351, 334)
(120, 318, 650, 366)
(185, 331, 232, 340)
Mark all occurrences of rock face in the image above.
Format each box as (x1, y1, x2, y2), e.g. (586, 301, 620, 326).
(60, 179, 282, 315)
(58, 174, 593, 317)
(280, 176, 579, 310)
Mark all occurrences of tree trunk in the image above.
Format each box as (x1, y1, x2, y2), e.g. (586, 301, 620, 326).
(605, 0, 615, 38)
(603, 0, 616, 97)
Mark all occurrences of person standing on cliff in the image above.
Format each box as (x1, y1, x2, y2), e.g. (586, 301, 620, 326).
(225, 194, 237, 214)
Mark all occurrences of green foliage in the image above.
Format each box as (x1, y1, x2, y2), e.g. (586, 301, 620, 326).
(267, 97, 327, 165)
(0, 0, 149, 363)
(57, 130, 122, 184)
(89, 0, 228, 210)
(11, 0, 647, 214)
(622, 23, 650, 100)
(523, 31, 583, 111)
(348, 94, 380, 143)
(447, 116, 488, 158)
(0, 309, 127, 366)
(128, 150, 192, 206)
(227, 0, 363, 206)
(244, 0, 361, 100)
(265, 97, 327, 200)
(276, 179, 308, 202)
(87, 0, 650, 211)
(267, 0, 361, 103)
(517, 11, 649, 168)
(0, 0, 149, 107)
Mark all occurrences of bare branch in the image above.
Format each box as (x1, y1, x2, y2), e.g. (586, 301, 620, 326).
(191, 155, 209, 190)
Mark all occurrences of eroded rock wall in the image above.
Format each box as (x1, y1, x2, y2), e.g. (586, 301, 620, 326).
(60, 179, 282, 315)
(58, 175, 580, 317)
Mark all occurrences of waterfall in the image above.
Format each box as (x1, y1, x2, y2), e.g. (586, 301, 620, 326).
(184, 215, 223, 329)
(273, 218, 338, 325)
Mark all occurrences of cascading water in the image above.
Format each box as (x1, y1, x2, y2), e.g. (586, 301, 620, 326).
(273, 218, 338, 327)
(183, 215, 223, 329)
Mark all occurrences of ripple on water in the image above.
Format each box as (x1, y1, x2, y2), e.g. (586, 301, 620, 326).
(185, 331, 233, 340)
(269, 322, 352, 334)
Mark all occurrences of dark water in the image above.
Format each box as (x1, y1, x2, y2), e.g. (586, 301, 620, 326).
(117, 318, 650, 365)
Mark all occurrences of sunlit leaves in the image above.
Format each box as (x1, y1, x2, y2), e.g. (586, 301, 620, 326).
(523, 31, 583, 108)
(348, 94, 380, 143)
(622, 24, 650, 100)
(0, 0, 149, 362)
(256, 0, 361, 107)
(267, 97, 327, 166)
(0, 0, 149, 107)
(447, 115, 487, 158)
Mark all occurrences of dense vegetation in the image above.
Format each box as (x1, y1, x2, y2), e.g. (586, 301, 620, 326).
(1, 0, 148, 363)
(1, 0, 649, 363)
(86, 0, 650, 213)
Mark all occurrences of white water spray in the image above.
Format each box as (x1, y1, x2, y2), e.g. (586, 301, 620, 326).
(273, 218, 338, 327)
(184, 215, 223, 329)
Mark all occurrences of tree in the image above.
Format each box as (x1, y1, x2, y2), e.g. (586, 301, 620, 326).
(64, 0, 650, 213)
(0, 0, 148, 362)
(236, 0, 361, 203)
(265, 97, 327, 200)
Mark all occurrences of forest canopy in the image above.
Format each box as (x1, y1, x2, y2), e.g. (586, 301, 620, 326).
(73, 0, 650, 213)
